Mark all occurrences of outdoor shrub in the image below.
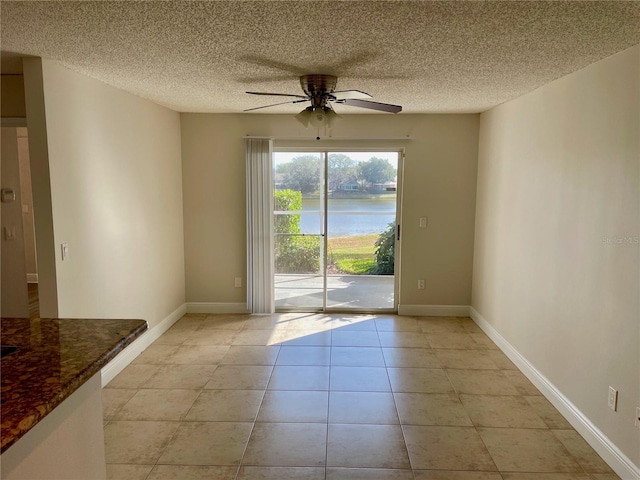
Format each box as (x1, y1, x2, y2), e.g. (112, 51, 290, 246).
(274, 189, 320, 273)
(275, 235, 321, 274)
(274, 189, 301, 235)
(370, 222, 395, 275)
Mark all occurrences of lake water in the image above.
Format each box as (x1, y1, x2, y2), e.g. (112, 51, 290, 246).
(298, 197, 397, 236)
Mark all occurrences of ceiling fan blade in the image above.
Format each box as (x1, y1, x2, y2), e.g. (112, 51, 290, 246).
(338, 74, 411, 81)
(331, 51, 379, 72)
(239, 55, 307, 76)
(246, 91, 308, 99)
(341, 98, 402, 113)
(244, 99, 308, 112)
(239, 75, 298, 84)
(331, 90, 372, 100)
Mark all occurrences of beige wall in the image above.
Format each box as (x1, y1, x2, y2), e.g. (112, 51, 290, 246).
(36, 59, 185, 328)
(23, 58, 58, 317)
(473, 45, 639, 467)
(181, 113, 478, 308)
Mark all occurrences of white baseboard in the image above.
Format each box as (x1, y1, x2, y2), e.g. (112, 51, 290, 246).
(27, 274, 38, 283)
(470, 307, 640, 480)
(398, 304, 470, 317)
(101, 303, 187, 386)
(186, 302, 249, 314)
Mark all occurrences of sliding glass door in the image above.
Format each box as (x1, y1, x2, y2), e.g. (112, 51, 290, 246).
(273, 150, 401, 312)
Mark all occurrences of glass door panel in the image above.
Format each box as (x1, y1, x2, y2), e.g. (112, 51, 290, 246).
(273, 152, 325, 309)
(326, 153, 398, 310)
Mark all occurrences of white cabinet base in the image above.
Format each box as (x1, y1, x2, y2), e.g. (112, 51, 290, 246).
(1, 373, 106, 480)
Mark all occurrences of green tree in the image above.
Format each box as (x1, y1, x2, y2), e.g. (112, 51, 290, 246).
(357, 157, 396, 187)
(277, 155, 321, 193)
(328, 154, 357, 190)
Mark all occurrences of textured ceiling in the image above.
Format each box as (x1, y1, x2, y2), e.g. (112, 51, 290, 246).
(1, 1, 639, 114)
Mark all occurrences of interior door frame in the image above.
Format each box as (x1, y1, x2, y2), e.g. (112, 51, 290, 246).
(273, 146, 404, 314)
(1, 125, 30, 317)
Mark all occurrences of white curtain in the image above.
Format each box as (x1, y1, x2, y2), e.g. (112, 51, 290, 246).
(245, 138, 274, 314)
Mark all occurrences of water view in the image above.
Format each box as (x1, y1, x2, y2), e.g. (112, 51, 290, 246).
(299, 196, 397, 236)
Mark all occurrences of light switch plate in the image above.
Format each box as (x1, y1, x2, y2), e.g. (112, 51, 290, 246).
(607, 386, 618, 411)
(61, 243, 69, 261)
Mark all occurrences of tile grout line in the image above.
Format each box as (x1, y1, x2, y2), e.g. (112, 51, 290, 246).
(142, 324, 201, 480)
(375, 320, 416, 476)
(233, 355, 274, 479)
(440, 336, 504, 476)
(104, 313, 619, 479)
(325, 320, 334, 479)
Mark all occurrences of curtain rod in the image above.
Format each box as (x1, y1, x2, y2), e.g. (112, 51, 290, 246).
(245, 136, 412, 141)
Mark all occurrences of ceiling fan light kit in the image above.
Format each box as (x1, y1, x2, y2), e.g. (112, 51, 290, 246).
(246, 74, 402, 129)
(295, 106, 341, 128)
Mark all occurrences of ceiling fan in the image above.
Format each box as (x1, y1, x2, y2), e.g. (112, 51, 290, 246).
(245, 74, 402, 127)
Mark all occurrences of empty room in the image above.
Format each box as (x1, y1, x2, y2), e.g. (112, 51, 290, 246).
(0, 2, 638, 480)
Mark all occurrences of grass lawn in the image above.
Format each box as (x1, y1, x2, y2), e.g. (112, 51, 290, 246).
(328, 234, 377, 274)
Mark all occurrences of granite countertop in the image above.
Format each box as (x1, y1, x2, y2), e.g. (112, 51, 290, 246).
(0, 317, 147, 453)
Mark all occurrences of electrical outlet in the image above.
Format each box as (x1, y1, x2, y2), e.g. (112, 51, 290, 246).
(4, 226, 16, 241)
(417, 279, 425, 290)
(635, 407, 640, 428)
(419, 217, 428, 228)
(234, 277, 242, 288)
(607, 386, 618, 411)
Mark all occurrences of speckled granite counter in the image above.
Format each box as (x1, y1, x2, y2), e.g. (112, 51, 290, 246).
(1, 317, 147, 453)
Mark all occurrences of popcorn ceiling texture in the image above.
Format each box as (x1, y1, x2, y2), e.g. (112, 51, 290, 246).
(1, 1, 639, 113)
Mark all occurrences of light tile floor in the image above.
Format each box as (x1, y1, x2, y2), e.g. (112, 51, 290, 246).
(103, 313, 620, 480)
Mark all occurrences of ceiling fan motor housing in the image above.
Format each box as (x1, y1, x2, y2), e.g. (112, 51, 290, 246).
(245, 74, 400, 113)
(300, 74, 337, 109)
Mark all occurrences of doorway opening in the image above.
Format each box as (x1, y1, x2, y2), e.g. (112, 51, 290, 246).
(1, 125, 39, 318)
(273, 150, 402, 312)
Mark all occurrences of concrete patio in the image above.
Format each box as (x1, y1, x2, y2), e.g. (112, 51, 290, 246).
(274, 274, 395, 310)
